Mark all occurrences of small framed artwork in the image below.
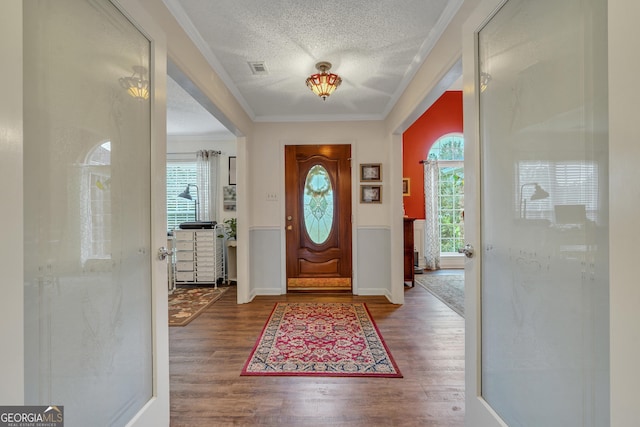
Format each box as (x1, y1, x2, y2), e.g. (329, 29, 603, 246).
(360, 163, 381, 182)
(223, 186, 236, 211)
(360, 185, 382, 203)
(402, 178, 410, 196)
(228, 156, 237, 185)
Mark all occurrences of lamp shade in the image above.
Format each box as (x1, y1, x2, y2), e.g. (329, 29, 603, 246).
(178, 184, 199, 221)
(530, 184, 549, 201)
(306, 62, 342, 100)
(178, 185, 193, 200)
(119, 66, 149, 100)
(519, 182, 549, 219)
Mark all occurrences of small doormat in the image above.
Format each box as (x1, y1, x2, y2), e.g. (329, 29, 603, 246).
(287, 277, 352, 291)
(241, 302, 402, 377)
(168, 286, 229, 326)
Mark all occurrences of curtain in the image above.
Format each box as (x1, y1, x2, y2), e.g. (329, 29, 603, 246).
(196, 150, 220, 222)
(423, 159, 440, 270)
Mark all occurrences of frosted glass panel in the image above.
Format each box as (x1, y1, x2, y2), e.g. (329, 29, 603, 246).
(23, 1, 153, 426)
(478, 0, 609, 425)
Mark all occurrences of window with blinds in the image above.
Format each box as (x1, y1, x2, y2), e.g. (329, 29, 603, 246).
(517, 160, 599, 223)
(167, 161, 198, 231)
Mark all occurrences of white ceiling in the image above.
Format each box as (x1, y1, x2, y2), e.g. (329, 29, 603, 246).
(164, 0, 463, 137)
(166, 75, 232, 137)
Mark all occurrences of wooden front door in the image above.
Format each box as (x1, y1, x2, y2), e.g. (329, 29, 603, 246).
(285, 145, 352, 292)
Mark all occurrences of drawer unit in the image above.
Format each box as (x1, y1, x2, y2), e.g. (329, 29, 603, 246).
(171, 225, 225, 287)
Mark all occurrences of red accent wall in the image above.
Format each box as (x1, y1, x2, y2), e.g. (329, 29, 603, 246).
(402, 91, 463, 219)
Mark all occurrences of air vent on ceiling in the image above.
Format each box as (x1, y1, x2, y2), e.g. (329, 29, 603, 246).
(248, 61, 269, 75)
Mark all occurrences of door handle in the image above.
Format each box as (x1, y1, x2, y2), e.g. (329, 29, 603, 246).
(458, 244, 474, 258)
(287, 225, 293, 231)
(157, 246, 173, 261)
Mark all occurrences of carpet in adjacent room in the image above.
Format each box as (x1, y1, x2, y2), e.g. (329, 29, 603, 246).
(414, 272, 465, 317)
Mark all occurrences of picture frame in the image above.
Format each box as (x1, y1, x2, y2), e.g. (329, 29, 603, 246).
(228, 156, 237, 185)
(360, 163, 381, 182)
(402, 178, 410, 196)
(360, 185, 382, 203)
(223, 186, 236, 211)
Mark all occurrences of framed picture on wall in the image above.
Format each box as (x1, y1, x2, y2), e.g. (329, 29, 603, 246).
(223, 186, 236, 211)
(402, 178, 410, 196)
(228, 156, 237, 185)
(360, 185, 382, 203)
(360, 163, 381, 182)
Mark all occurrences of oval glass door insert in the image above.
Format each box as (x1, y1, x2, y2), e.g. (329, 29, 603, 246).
(303, 164, 334, 244)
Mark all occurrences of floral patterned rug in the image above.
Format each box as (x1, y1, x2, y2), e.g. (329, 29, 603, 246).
(241, 302, 402, 377)
(168, 286, 229, 326)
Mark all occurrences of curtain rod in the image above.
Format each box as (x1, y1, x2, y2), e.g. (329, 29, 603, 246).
(167, 150, 223, 155)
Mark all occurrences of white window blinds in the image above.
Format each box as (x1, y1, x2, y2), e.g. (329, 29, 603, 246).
(517, 160, 599, 223)
(167, 161, 197, 230)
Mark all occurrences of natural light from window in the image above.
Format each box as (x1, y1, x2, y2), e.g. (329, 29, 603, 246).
(428, 134, 464, 254)
(82, 141, 111, 263)
(303, 164, 334, 244)
(167, 161, 198, 231)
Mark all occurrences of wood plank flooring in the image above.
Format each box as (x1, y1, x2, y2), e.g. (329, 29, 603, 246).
(169, 282, 465, 426)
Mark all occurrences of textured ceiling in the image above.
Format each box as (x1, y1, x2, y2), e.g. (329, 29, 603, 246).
(164, 0, 463, 135)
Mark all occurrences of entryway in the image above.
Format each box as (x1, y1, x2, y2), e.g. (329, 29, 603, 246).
(284, 145, 352, 292)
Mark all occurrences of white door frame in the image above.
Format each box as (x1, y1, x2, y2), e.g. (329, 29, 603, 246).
(116, 0, 171, 425)
(0, 0, 25, 405)
(462, 0, 509, 424)
(608, 1, 640, 425)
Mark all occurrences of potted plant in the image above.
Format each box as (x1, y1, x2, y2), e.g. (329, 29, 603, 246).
(223, 217, 237, 240)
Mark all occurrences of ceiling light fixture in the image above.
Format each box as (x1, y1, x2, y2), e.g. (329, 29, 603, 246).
(119, 66, 149, 100)
(306, 61, 342, 100)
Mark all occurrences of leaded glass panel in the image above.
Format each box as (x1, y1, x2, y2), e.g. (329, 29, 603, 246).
(303, 164, 334, 244)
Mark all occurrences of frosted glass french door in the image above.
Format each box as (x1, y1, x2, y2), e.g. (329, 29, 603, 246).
(22, 1, 156, 425)
(464, 0, 609, 425)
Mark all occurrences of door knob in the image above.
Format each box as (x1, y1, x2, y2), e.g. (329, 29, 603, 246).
(157, 246, 173, 261)
(458, 244, 474, 258)
(287, 225, 293, 231)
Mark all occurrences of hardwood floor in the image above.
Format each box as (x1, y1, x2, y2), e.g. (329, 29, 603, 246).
(169, 284, 465, 426)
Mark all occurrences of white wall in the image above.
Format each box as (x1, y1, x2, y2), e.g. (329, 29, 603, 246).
(249, 121, 391, 226)
(167, 136, 237, 223)
(247, 121, 396, 298)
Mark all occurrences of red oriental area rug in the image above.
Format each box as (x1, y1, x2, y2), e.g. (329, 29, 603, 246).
(241, 302, 402, 377)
